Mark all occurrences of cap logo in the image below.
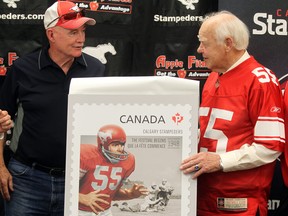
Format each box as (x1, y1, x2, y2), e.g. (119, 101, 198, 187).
(70, 5, 80, 12)
(98, 131, 112, 144)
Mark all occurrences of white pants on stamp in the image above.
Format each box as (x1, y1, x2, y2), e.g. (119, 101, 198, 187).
(78, 209, 112, 216)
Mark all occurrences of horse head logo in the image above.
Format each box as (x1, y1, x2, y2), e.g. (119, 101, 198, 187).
(177, 0, 199, 10)
(82, 43, 117, 64)
(98, 131, 113, 145)
(3, 0, 20, 8)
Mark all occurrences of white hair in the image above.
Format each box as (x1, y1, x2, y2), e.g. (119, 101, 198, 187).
(202, 11, 250, 50)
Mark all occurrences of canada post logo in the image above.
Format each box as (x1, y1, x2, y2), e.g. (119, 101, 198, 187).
(177, 0, 199, 10)
(172, 113, 184, 125)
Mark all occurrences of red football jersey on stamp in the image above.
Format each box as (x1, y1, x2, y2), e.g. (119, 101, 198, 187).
(79, 144, 135, 212)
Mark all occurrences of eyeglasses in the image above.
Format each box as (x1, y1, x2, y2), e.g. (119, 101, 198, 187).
(46, 10, 85, 28)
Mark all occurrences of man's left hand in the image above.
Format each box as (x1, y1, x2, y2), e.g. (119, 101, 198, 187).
(0, 110, 13, 133)
(180, 152, 222, 179)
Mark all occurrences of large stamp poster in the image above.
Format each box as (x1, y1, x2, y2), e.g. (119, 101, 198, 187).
(65, 76, 199, 216)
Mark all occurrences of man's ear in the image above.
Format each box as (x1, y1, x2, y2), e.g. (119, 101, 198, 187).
(224, 37, 234, 52)
(46, 29, 55, 42)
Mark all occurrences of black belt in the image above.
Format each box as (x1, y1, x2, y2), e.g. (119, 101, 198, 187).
(13, 155, 65, 177)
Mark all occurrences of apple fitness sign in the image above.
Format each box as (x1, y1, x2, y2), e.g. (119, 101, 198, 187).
(65, 76, 199, 216)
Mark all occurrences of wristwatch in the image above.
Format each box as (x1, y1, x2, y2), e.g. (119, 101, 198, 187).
(0, 133, 4, 140)
(219, 158, 224, 171)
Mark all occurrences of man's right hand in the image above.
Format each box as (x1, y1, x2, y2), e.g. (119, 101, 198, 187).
(79, 190, 110, 214)
(0, 164, 13, 200)
(0, 110, 13, 132)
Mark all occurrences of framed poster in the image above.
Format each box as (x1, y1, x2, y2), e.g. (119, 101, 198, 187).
(65, 76, 199, 216)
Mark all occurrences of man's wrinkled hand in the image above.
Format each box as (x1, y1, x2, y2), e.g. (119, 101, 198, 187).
(0, 165, 13, 201)
(0, 110, 13, 132)
(180, 152, 221, 179)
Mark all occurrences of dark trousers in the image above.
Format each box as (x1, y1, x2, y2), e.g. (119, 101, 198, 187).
(0, 146, 14, 216)
(0, 198, 4, 216)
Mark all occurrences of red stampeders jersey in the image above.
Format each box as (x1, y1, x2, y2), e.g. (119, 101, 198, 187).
(79, 144, 135, 212)
(198, 56, 285, 216)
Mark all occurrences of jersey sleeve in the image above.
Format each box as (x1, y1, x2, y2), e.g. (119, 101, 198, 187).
(248, 72, 285, 151)
(281, 82, 288, 187)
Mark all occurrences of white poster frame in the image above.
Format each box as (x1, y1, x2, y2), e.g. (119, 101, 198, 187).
(65, 76, 199, 216)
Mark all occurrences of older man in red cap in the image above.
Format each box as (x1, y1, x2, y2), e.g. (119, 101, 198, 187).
(0, 1, 105, 215)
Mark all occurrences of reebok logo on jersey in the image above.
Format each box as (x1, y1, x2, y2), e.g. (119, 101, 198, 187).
(270, 106, 281, 113)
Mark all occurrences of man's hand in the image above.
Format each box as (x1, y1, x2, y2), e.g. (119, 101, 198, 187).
(0, 110, 13, 132)
(180, 152, 222, 179)
(79, 190, 110, 214)
(0, 164, 13, 200)
(128, 183, 149, 198)
(115, 183, 149, 201)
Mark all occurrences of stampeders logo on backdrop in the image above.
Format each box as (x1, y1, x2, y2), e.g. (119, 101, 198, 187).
(82, 43, 116, 64)
(154, 14, 203, 24)
(154, 55, 210, 79)
(177, 0, 199, 10)
(253, 9, 288, 36)
(154, 0, 203, 24)
(3, 0, 19, 9)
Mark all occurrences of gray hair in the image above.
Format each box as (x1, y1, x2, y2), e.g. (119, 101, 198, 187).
(202, 11, 250, 50)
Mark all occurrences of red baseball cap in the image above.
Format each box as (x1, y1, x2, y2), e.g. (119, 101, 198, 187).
(44, 1, 96, 29)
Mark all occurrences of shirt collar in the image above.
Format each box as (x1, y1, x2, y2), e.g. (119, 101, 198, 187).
(226, 50, 250, 72)
(38, 46, 88, 70)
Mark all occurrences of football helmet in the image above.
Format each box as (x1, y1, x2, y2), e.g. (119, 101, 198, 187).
(97, 124, 128, 163)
